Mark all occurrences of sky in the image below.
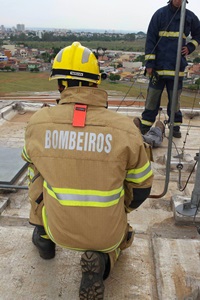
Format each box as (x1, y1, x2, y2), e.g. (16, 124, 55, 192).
(1, 0, 200, 33)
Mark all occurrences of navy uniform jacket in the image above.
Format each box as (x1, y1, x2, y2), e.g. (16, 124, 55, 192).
(145, 3, 200, 78)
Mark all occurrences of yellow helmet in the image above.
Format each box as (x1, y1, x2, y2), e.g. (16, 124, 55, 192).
(49, 42, 101, 84)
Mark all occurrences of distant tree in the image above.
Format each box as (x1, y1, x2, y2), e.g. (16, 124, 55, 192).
(187, 84, 198, 90)
(4, 66, 11, 71)
(193, 57, 200, 63)
(134, 55, 145, 64)
(27, 31, 36, 38)
(42, 32, 55, 42)
(124, 33, 135, 42)
(52, 47, 62, 56)
(30, 67, 39, 72)
(18, 33, 27, 41)
(41, 52, 51, 63)
(1, 66, 15, 72)
(117, 63, 123, 68)
(137, 31, 146, 35)
(109, 73, 120, 82)
(195, 78, 200, 87)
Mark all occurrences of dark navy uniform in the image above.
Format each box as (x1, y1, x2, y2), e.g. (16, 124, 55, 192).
(141, 2, 200, 135)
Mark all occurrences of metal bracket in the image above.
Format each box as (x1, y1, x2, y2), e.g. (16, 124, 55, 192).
(176, 202, 198, 216)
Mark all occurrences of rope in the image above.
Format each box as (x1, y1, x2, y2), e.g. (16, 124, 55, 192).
(115, 6, 181, 112)
(181, 88, 199, 155)
(173, 87, 200, 189)
(115, 73, 143, 111)
(179, 161, 197, 192)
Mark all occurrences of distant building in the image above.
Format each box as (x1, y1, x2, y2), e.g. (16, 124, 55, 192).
(0, 25, 5, 32)
(4, 50, 12, 59)
(120, 72, 134, 81)
(0, 56, 8, 69)
(135, 33, 146, 39)
(18, 63, 28, 71)
(2, 44, 16, 56)
(20, 51, 27, 58)
(16, 24, 25, 32)
(0, 55, 8, 61)
(100, 66, 115, 74)
(36, 30, 43, 39)
(123, 61, 142, 71)
(186, 63, 200, 79)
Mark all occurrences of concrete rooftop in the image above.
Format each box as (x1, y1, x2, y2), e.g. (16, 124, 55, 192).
(0, 93, 200, 300)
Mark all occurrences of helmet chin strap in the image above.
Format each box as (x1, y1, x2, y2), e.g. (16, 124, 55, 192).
(58, 85, 65, 94)
(57, 79, 97, 93)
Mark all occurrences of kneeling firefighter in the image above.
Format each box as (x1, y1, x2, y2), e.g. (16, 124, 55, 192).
(22, 41, 153, 300)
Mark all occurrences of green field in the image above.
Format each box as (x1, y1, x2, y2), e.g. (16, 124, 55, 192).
(16, 40, 146, 52)
(0, 71, 199, 108)
(0, 71, 146, 97)
(0, 72, 57, 94)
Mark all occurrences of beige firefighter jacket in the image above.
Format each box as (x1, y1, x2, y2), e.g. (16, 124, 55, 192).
(26, 163, 44, 226)
(22, 87, 153, 252)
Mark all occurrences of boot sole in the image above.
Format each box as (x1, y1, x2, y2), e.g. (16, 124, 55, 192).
(79, 251, 105, 300)
(173, 132, 182, 138)
(38, 249, 55, 259)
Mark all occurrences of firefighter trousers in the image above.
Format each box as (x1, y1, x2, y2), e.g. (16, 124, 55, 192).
(142, 77, 183, 127)
(28, 172, 134, 280)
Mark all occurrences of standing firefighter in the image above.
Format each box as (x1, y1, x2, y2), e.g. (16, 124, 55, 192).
(22, 42, 153, 300)
(141, 0, 200, 138)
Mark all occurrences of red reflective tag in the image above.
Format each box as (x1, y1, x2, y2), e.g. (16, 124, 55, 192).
(72, 104, 87, 127)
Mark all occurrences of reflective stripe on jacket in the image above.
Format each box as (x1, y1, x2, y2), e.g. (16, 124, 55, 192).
(145, 3, 200, 78)
(22, 87, 153, 251)
(43, 181, 125, 207)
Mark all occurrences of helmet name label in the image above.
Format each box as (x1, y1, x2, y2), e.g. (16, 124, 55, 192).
(70, 71, 83, 77)
(45, 130, 112, 153)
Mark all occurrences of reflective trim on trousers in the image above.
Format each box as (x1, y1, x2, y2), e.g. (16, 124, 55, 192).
(142, 78, 183, 124)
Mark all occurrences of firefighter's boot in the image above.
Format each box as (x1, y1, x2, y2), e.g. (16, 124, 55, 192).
(141, 124, 151, 135)
(133, 117, 152, 135)
(173, 126, 182, 138)
(32, 226, 55, 259)
(79, 251, 108, 300)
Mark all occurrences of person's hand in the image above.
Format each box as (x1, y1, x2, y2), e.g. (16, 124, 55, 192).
(181, 46, 189, 56)
(146, 68, 153, 76)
